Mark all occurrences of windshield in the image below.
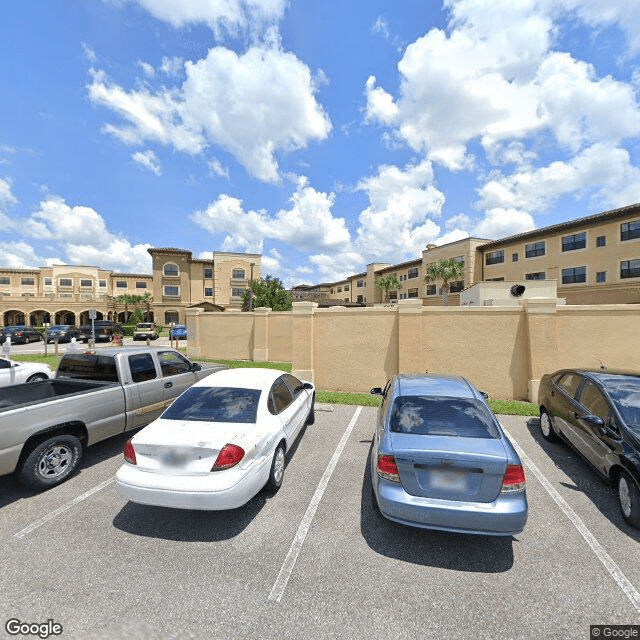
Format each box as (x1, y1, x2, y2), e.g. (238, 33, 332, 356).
(390, 396, 500, 438)
(603, 378, 640, 427)
(49, 325, 70, 330)
(162, 387, 261, 423)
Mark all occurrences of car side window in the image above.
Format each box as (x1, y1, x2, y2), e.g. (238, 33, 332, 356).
(0, 359, 10, 370)
(158, 351, 192, 377)
(282, 373, 304, 397)
(558, 373, 582, 399)
(128, 353, 157, 383)
(580, 381, 613, 425)
(269, 380, 294, 415)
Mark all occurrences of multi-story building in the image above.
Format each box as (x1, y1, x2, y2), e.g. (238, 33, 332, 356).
(0, 249, 261, 327)
(299, 203, 640, 306)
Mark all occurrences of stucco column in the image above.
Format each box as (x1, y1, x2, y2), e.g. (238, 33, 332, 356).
(397, 298, 423, 374)
(291, 301, 317, 382)
(523, 299, 558, 402)
(252, 306, 270, 362)
(185, 307, 203, 360)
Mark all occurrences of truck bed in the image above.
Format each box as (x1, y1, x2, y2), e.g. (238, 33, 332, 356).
(0, 379, 115, 412)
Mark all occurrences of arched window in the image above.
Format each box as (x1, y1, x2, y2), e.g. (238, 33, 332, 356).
(163, 263, 179, 277)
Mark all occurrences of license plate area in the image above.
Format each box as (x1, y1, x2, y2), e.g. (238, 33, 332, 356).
(427, 468, 468, 492)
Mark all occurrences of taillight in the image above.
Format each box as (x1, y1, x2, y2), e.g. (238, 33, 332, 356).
(377, 454, 400, 482)
(501, 464, 526, 492)
(124, 440, 137, 465)
(212, 444, 245, 471)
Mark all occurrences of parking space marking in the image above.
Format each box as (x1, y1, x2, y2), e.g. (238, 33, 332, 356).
(14, 477, 115, 539)
(502, 424, 640, 615)
(268, 405, 363, 604)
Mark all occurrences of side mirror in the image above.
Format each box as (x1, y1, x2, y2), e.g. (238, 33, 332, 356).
(370, 387, 383, 396)
(582, 414, 605, 429)
(480, 391, 489, 399)
(191, 362, 202, 372)
(302, 382, 314, 390)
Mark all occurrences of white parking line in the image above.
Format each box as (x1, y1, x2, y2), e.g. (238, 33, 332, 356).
(268, 405, 363, 604)
(14, 477, 115, 539)
(502, 424, 640, 615)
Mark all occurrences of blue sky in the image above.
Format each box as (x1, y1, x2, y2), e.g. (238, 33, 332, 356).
(2, 1, 640, 286)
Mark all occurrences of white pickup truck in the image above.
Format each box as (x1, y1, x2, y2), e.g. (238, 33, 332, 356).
(0, 347, 226, 489)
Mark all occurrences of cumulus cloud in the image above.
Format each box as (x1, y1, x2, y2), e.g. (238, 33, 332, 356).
(132, 149, 162, 175)
(0, 241, 46, 269)
(88, 38, 331, 182)
(0, 177, 17, 208)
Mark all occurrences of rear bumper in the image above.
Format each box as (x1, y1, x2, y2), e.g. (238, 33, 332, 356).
(373, 474, 528, 537)
(115, 459, 270, 510)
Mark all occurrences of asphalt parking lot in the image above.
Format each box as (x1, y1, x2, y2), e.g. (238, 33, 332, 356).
(1, 405, 639, 640)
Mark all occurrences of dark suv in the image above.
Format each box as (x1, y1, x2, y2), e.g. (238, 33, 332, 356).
(81, 321, 124, 343)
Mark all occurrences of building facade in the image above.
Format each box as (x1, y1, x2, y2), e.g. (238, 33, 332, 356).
(0, 249, 261, 327)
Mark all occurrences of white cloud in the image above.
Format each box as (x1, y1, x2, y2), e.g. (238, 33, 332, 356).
(208, 157, 229, 179)
(132, 149, 162, 175)
(88, 38, 331, 182)
(372, 16, 390, 39)
(355, 160, 445, 260)
(446, 213, 471, 230)
(81, 42, 97, 63)
(0, 241, 45, 269)
(133, 0, 287, 37)
(473, 208, 535, 240)
(160, 56, 184, 77)
(137, 60, 155, 77)
(0, 177, 17, 208)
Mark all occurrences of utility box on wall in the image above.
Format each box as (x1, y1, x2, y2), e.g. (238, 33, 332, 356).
(460, 280, 565, 307)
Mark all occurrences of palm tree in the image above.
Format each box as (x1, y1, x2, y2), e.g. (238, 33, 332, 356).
(375, 274, 402, 303)
(424, 259, 465, 306)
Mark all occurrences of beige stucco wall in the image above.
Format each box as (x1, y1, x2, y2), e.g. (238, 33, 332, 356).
(188, 300, 640, 401)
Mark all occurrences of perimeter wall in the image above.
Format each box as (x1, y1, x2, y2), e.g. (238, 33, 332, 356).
(186, 300, 640, 401)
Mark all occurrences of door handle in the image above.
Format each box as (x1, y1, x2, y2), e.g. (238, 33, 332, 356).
(571, 411, 579, 419)
(164, 381, 173, 388)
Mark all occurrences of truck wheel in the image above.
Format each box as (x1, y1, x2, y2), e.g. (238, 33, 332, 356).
(19, 435, 82, 489)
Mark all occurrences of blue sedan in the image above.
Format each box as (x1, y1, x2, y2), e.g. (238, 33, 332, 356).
(169, 324, 187, 340)
(370, 374, 528, 537)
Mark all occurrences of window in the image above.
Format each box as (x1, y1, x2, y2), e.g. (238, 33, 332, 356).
(579, 381, 611, 422)
(357, 295, 364, 303)
(165, 311, 179, 324)
(282, 373, 305, 398)
(485, 250, 504, 265)
(204, 267, 213, 278)
(136, 281, 147, 289)
(232, 268, 245, 279)
(163, 387, 260, 423)
(621, 220, 640, 241)
(512, 253, 519, 262)
(163, 263, 179, 277)
(357, 279, 364, 288)
(408, 267, 419, 279)
(596, 271, 606, 283)
(407, 288, 419, 298)
(337, 287, 342, 292)
(204, 287, 213, 297)
(127, 353, 157, 383)
(21, 277, 35, 286)
(621, 259, 640, 279)
(525, 241, 545, 258)
(232, 288, 245, 297)
(268, 380, 293, 414)
(59, 278, 72, 287)
(449, 281, 464, 293)
(0, 277, 9, 285)
(116, 281, 127, 288)
(164, 285, 179, 296)
(596, 235, 606, 248)
(43, 277, 52, 285)
(486, 277, 505, 281)
(562, 266, 586, 284)
(525, 272, 545, 280)
(158, 350, 192, 376)
(562, 232, 586, 252)
(344, 285, 349, 291)
(400, 275, 407, 281)
(99, 280, 106, 288)
(80, 279, 92, 287)
(558, 373, 582, 398)
(426, 284, 436, 295)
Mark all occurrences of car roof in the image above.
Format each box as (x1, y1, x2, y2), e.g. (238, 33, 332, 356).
(195, 367, 285, 389)
(395, 373, 478, 399)
(555, 368, 640, 382)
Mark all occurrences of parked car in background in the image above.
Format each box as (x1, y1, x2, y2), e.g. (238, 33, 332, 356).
(80, 320, 124, 343)
(538, 369, 640, 528)
(370, 374, 528, 537)
(169, 324, 187, 340)
(133, 323, 158, 341)
(45, 325, 82, 343)
(0, 357, 53, 386)
(116, 368, 315, 510)
(0, 326, 42, 344)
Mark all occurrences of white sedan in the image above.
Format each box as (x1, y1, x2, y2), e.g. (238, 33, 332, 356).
(0, 357, 53, 387)
(116, 368, 315, 510)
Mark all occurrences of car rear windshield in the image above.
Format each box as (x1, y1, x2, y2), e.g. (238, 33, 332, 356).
(390, 396, 499, 438)
(162, 387, 261, 423)
(56, 354, 119, 382)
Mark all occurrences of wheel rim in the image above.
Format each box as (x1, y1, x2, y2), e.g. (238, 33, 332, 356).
(273, 447, 285, 486)
(619, 476, 632, 518)
(540, 413, 551, 437)
(37, 445, 73, 479)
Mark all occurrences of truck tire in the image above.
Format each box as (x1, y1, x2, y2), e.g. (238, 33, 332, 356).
(19, 435, 82, 489)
